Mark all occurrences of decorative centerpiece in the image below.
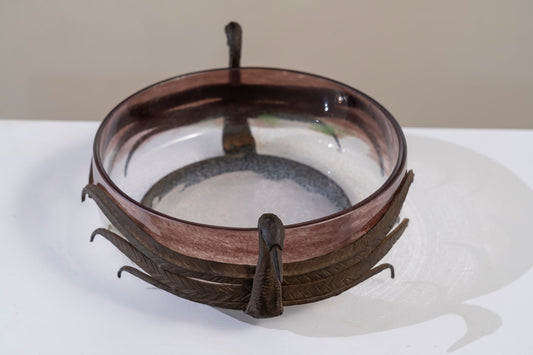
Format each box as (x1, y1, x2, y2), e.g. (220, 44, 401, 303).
(82, 22, 413, 318)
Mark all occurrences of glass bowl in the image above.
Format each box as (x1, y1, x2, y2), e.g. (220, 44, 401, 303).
(91, 67, 407, 264)
(85, 67, 410, 317)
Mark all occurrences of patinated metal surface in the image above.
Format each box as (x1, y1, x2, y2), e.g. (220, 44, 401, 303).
(140, 153, 352, 214)
(245, 214, 285, 317)
(82, 169, 413, 317)
(222, 21, 256, 155)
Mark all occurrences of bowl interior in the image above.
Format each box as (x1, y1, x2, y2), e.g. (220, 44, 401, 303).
(97, 68, 402, 229)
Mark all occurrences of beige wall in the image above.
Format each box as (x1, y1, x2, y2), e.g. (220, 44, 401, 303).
(1, 1, 531, 128)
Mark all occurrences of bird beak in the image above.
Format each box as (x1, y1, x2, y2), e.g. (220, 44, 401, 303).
(270, 245, 283, 283)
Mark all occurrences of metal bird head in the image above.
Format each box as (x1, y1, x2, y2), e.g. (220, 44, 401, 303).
(257, 213, 285, 283)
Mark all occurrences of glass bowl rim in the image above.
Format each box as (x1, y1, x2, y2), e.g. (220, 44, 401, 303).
(93, 66, 407, 231)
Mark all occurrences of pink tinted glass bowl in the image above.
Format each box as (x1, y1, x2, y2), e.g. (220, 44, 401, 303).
(89, 67, 407, 265)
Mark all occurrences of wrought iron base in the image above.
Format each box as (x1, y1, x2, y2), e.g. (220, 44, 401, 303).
(82, 170, 413, 318)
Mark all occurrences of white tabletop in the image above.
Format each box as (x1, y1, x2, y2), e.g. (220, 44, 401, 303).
(1, 120, 532, 354)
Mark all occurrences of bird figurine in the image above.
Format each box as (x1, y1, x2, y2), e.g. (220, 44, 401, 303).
(245, 213, 285, 318)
